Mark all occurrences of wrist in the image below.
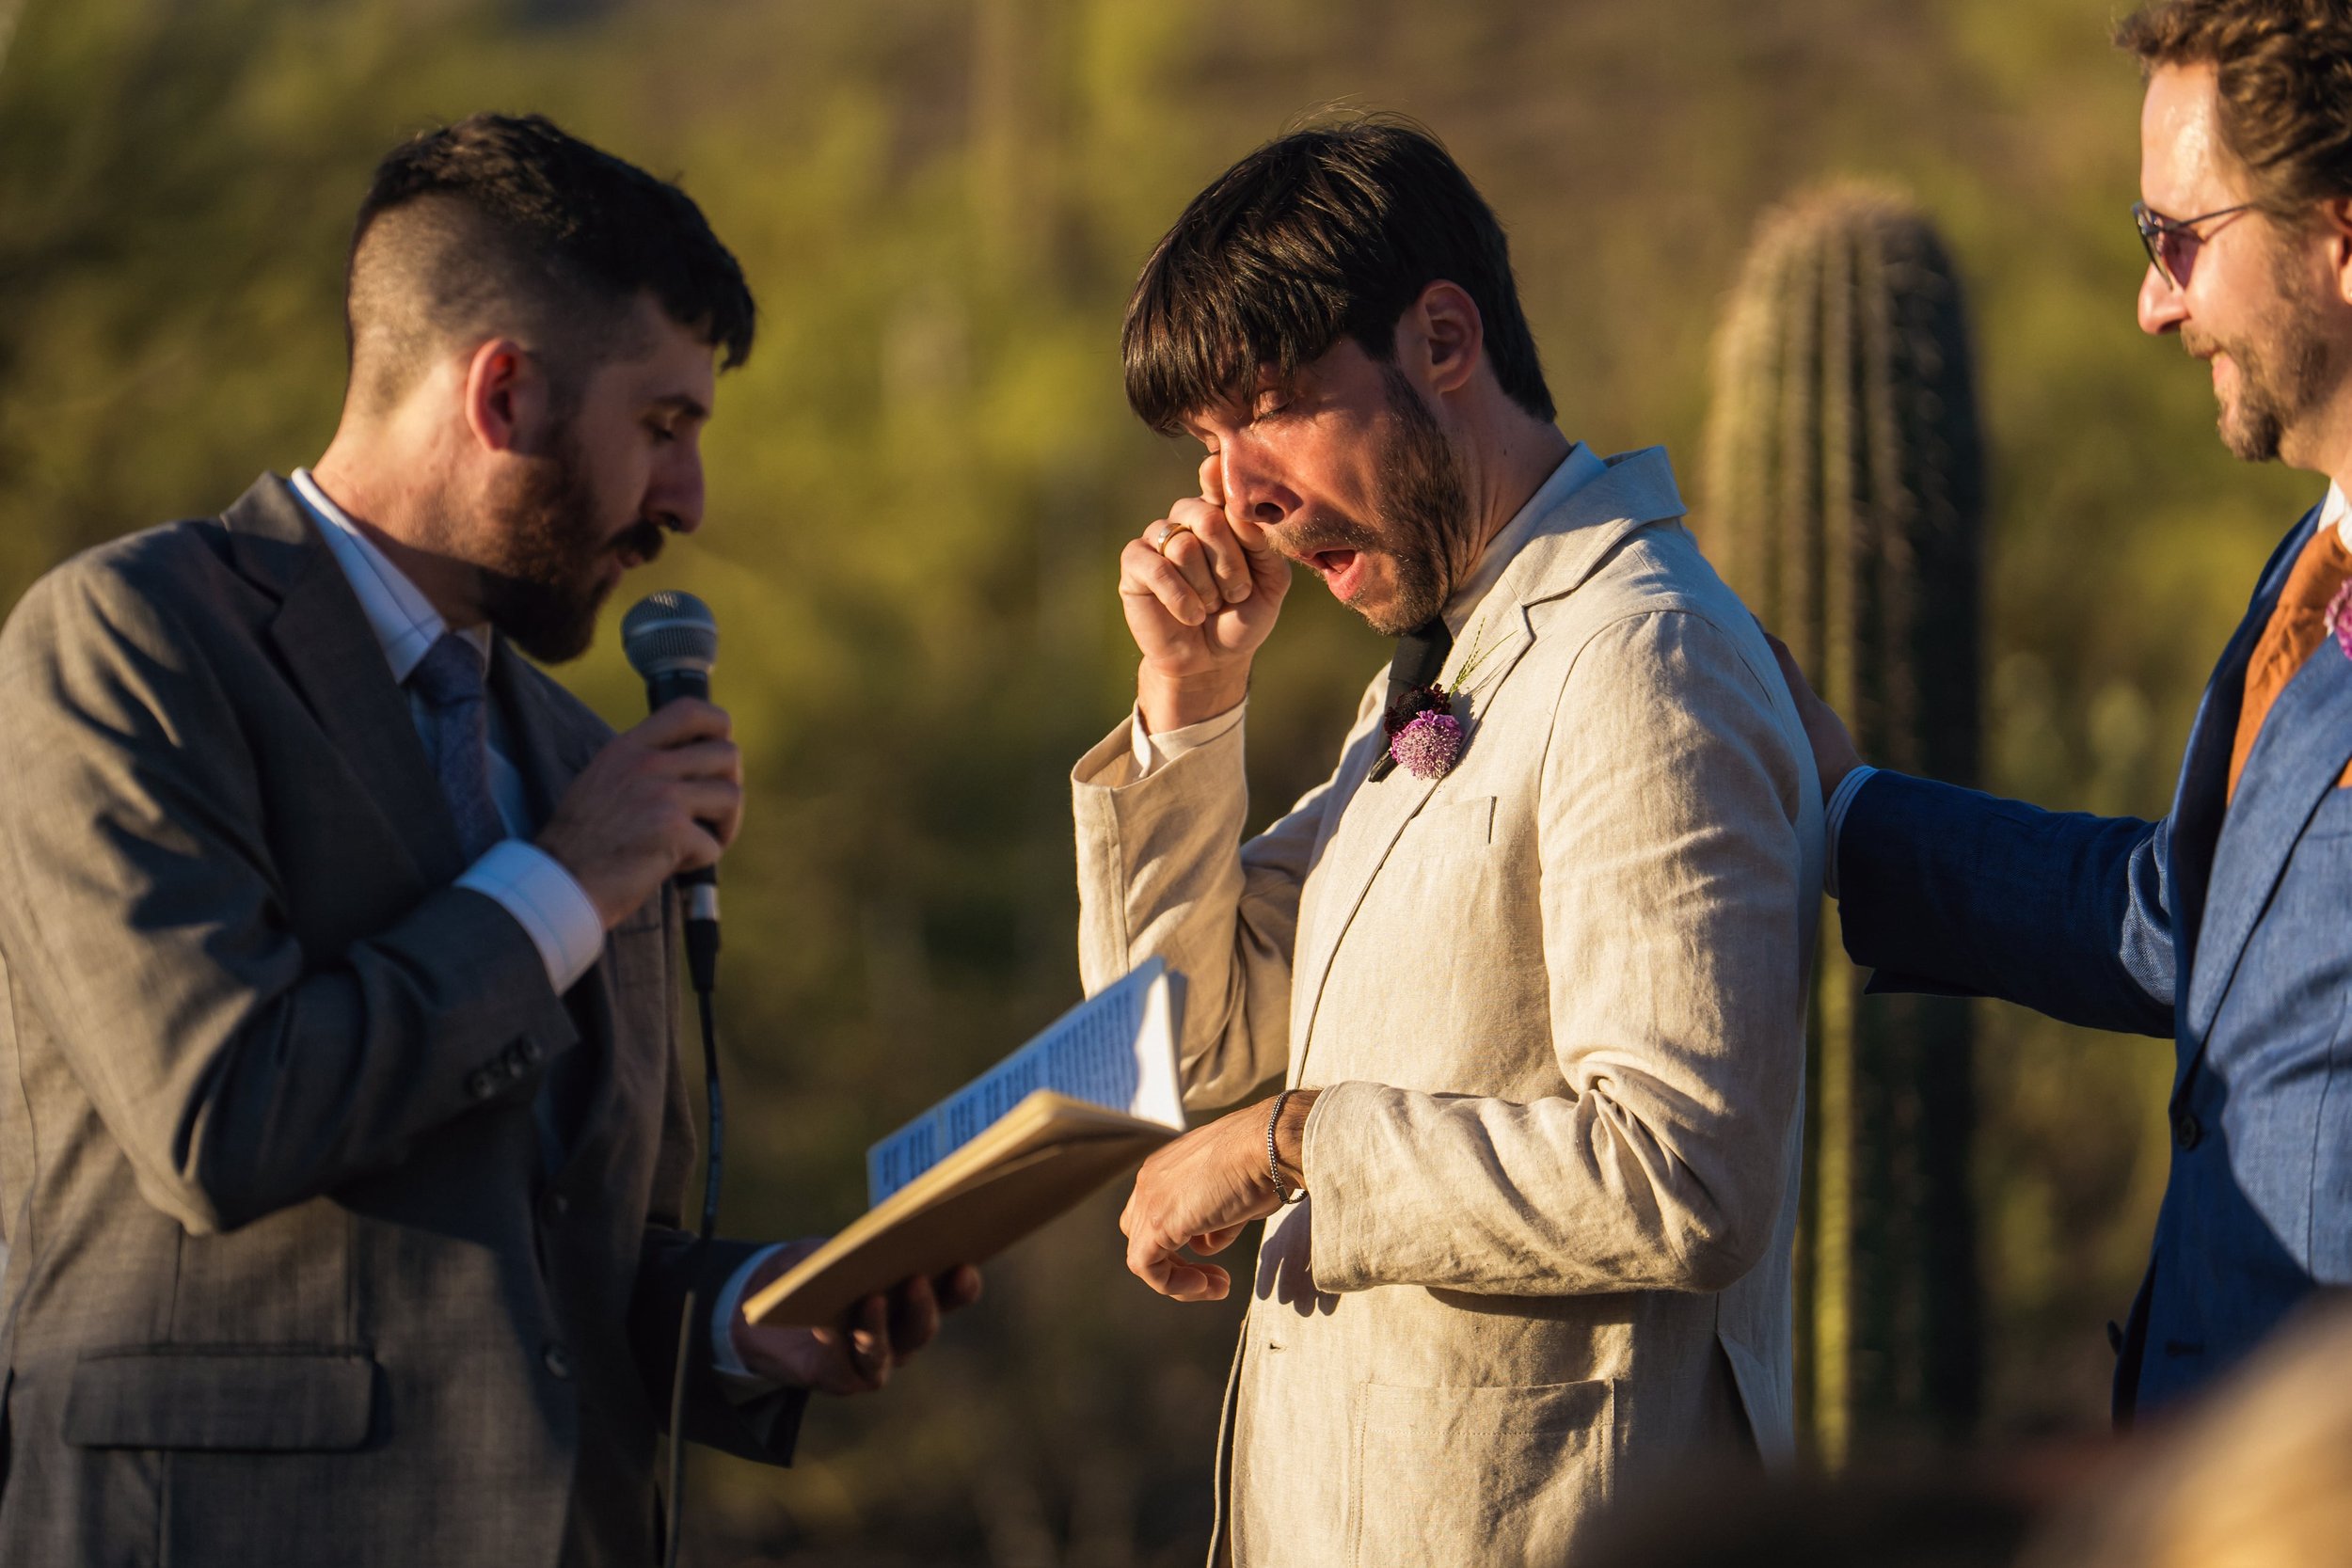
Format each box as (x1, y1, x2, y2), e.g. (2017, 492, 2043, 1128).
(1268, 1087, 1316, 1196)
(1138, 659, 1250, 735)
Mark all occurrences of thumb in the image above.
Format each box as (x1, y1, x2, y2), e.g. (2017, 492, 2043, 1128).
(1198, 452, 1227, 510)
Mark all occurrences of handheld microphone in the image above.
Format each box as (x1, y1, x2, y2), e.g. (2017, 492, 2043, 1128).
(622, 591, 728, 1568)
(621, 591, 722, 995)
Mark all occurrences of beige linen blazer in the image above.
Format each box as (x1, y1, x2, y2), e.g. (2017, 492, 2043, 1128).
(1073, 449, 1822, 1566)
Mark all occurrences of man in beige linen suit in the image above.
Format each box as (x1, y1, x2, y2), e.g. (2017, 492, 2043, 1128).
(1076, 121, 1823, 1563)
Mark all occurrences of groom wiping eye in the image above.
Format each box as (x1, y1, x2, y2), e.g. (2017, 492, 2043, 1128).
(1069, 115, 1825, 1563)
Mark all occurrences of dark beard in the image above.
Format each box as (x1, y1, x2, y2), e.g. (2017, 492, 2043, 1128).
(1358, 363, 1470, 637)
(477, 426, 664, 663)
(2199, 245, 2334, 464)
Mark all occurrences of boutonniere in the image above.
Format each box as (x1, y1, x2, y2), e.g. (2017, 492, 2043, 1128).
(1379, 616, 1507, 782)
(2331, 578, 2352, 660)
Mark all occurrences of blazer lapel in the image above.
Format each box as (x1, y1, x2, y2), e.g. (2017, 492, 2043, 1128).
(2185, 624, 2352, 1053)
(487, 644, 628, 1161)
(487, 641, 598, 829)
(226, 477, 467, 891)
(1287, 449, 1687, 1077)
(2170, 504, 2321, 994)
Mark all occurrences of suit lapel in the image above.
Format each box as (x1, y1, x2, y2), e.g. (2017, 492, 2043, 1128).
(2170, 505, 2320, 993)
(2185, 632, 2352, 1052)
(2170, 505, 2322, 1039)
(488, 644, 629, 1162)
(1287, 449, 1686, 1077)
(225, 477, 467, 891)
(488, 640, 598, 827)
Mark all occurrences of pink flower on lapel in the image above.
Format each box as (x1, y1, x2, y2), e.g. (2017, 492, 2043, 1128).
(2331, 577, 2352, 660)
(1391, 709, 1465, 780)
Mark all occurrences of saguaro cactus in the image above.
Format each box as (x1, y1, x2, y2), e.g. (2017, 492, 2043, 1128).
(1699, 184, 1985, 1462)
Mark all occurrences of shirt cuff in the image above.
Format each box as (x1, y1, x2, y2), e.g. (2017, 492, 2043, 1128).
(710, 1242, 787, 1387)
(1822, 765, 1880, 899)
(1128, 699, 1247, 777)
(455, 841, 605, 993)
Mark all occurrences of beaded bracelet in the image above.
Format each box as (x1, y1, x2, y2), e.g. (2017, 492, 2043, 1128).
(1267, 1088, 1306, 1204)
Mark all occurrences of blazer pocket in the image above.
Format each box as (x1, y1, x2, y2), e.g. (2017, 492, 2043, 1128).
(63, 1346, 376, 1451)
(1347, 1377, 1615, 1568)
(1395, 796, 1497, 860)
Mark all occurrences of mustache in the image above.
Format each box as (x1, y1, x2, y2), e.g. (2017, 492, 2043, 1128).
(1269, 514, 1382, 562)
(612, 517, 670, 565)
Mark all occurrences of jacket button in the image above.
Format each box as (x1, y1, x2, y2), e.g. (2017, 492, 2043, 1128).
(543, 1343, 572, 1379)
(541, 1191, 570, 1224)
(519, 1037, 546, 1066)
(465, 1069, 498, 1101)
(2173, 1110, 2202, 1149)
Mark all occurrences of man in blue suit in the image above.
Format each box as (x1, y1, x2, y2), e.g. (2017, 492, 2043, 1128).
(1773, 0, 2352, 1425)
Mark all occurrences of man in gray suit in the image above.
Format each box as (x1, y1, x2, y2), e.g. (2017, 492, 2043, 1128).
(0, 115, 973, 1565)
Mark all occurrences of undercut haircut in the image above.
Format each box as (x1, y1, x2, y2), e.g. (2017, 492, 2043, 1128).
(1121, 116, 1554, 434)
(344, 113, 755, 417)
(2118, 0, 2352, 217)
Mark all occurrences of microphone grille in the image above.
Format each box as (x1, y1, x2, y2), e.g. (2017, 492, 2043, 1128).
(621, 591, 719, 677)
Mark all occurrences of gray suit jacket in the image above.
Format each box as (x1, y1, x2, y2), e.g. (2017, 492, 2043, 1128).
(0, 476, 800, 1567)
(1073, 450, 1820, 1565)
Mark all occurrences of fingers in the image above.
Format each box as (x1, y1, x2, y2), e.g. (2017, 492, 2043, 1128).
(1753, 617, 1822, 701)
(1127, 1232, 1232, 1301)
(1191, 1222, 1250, 1256)
(1167, 499, 1255, 607)
(1122, 538, 1216, 627)
(886, 1272, 942, 1361)
(810, 1294, 892, 1394)
(627, 697, 732, 748)
(1124, 1219, 1234, 1303)
(935, 1264, 983, 1311)
(1198, 452, 1225, 510)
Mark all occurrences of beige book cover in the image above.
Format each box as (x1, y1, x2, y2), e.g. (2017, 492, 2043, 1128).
(746, 959, 1186, 1328)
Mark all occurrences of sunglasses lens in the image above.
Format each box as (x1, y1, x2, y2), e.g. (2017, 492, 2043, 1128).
(2161, 230, 2198, 287)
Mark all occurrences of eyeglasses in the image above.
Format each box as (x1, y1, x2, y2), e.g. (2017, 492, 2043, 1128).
(2133, 199, 2258, 290)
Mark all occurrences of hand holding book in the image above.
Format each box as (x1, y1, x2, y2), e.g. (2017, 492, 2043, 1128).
(731, 1241, 981, 1393)
(745, 960, 1188, 1329)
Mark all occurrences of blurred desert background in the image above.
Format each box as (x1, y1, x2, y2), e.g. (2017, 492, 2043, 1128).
(0, 1, 2314, 1561)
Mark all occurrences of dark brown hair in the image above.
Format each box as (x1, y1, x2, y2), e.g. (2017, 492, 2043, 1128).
(345, 113, 755, 412)
(2118, 0, 2352, 216)
(1121, 117, 1553, 434)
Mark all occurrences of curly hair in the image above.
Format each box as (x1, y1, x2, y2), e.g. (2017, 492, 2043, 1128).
(2119, 0, 2352, 216)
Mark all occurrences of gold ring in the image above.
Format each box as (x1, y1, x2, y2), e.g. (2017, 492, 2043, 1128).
(1155, 519, 1194, 554)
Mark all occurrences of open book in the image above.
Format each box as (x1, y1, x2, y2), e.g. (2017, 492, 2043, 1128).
(743, 958, 1187, 1328)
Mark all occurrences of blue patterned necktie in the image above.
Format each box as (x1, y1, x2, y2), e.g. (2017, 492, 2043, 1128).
(408, 633, 506, 862)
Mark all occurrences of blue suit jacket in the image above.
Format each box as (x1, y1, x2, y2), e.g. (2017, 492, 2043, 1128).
(1839, 500, 2352, 1421)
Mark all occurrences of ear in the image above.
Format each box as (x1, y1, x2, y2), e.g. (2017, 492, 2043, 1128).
(2325, 198, 2352, 306)
(459, 338, 553, 455)
(1401, 281, 1486, 399)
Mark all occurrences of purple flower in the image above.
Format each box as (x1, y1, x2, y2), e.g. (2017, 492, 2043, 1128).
(1391, 710, 1465, 780)
(2332, 577, 2352, 661)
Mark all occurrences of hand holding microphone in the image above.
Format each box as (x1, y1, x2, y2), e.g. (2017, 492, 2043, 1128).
(538, 593, 736, 950)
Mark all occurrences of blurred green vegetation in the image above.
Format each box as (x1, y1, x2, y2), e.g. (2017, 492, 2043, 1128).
(0, 0, 2321, 1561)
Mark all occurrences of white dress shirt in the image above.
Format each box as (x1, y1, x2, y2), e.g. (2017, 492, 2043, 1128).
(1823, 482, 2350, 895)
(1126, 441, 1613, 772)
(290, 469, 775, 1384)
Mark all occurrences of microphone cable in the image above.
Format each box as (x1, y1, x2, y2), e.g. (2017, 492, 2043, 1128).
(661, 962, 723, 1568)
